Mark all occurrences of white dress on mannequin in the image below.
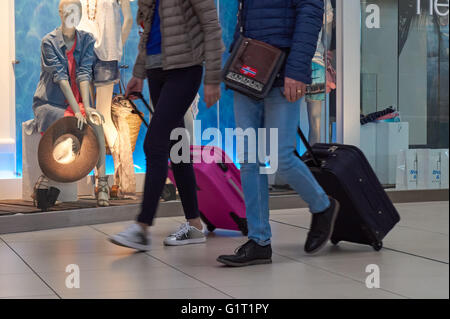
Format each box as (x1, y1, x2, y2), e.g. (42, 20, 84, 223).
(78, 0, 123, 62)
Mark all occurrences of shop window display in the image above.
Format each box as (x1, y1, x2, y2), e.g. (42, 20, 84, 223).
(13, 0, 336, 194)
(8, 0, 231, 207)
(13, 0, 228, 179)
(360, 0, 449, 189)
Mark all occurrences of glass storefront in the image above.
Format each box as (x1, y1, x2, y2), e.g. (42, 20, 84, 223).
(13, 0, 228, 177)
(360, 0, 449, 189)
(1, 0, 447, 198)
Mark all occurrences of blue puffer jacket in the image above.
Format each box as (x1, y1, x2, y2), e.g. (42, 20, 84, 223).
(233, 0, 324, 84)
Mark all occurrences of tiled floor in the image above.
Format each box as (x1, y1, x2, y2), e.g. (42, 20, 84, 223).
(0, 201, 448, 299)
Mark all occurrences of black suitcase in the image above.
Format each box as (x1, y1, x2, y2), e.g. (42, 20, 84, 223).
(296, 127, 400, 251)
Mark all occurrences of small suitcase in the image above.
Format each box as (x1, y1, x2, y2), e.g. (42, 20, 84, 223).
(168, 145, 248, 236)
(297, 127, 400, 251)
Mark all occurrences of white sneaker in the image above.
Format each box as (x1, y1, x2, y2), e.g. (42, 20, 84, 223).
(164, 222, 206, 246)
(109, 223, 151, 251)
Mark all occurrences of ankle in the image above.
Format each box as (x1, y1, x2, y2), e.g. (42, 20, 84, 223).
(187, 219, 203, 231)
(137, 222, 149, 234)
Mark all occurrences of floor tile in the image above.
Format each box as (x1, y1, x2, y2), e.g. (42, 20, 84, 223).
(270, 205, 450, 263)
(5, 238, 138, 257)
(216, 282, 404, 299)
(0, 242, 32, 275)
(1, 226, 105, 243)
(177, 258, 403, 299)
(17, 251, 167, 273)
(1, 294, 60, 299)
(61, 287, 230, 299)
(0, 273, 55, 298)
(396, 202, 449, 235)
(0, 202, 447, 299)
(38, 267, 208, 298)
(383, 227, 448, 263)
(298, 244, 449, 299)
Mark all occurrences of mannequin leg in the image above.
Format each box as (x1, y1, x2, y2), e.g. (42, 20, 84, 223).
(87, 116, 109, 206)
(96, 84, 118, 149)
(307, 100, 323, 145)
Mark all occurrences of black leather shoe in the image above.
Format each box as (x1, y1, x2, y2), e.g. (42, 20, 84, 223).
(304, 197, 340, 254)
(217, 240, 272, 267)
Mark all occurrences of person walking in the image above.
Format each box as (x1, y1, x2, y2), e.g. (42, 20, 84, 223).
(217, 0, 340, 267)
(110, 0, 224, 251)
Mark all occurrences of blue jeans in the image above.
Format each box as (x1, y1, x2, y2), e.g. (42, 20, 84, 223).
(234, 88, 330, 246)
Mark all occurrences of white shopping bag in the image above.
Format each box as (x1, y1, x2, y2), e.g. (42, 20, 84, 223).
(417, 149, 441, 189)
(375, 122, 409, 185)
(396, 150, 407, 190)
(405, 149, 418, 190)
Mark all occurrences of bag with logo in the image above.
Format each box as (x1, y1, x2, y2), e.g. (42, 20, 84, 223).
(222, 36, 286, 100)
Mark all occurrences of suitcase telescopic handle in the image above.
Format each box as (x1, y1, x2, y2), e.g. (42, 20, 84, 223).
(127, 98, 149, 128)
(297, 126, 321, 167)
(128, 91, 155, 115)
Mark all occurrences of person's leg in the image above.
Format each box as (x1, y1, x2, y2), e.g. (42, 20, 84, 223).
(110, 67, 203, 250)
(153, 67, 206, 246)
(138, 67, 202, 225)
(216, 91, 272, 267)
(169, 124, 202, 229)
(164, 130, 206, 246)
(235, 92, 271, 246)
(264, 88, 339, 254)
(265, 89, 329, 213)
(109, 69, 165, 251)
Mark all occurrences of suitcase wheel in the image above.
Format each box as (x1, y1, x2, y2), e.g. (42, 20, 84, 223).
(199, 212, 216, 233)
(331, 238, 339, 246)
(372, 241, 383, 252)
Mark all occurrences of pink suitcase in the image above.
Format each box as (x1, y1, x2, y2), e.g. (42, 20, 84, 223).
(168, 145, 248, 235)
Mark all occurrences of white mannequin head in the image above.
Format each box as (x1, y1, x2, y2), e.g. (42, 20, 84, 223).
(59, 0, 82, 30)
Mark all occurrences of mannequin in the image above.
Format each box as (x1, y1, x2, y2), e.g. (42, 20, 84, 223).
(32, 0, 109, 206)
(77, 0, 133, 192)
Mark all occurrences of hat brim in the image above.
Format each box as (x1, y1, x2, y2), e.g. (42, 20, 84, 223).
(38, 117, 100, 183)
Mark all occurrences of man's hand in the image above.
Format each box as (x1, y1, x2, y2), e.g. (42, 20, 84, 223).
(75, 112, 87, 130)
(284, 77, 306, 103)
(204, 84, 221, 108)
(125, 76, 144, 99)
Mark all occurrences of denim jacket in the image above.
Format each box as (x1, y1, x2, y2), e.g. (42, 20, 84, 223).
(32, 28, 95, 132)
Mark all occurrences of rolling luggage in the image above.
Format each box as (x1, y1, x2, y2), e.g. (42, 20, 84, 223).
(297, 127, 400, 251)
(168, 146, 248, 236)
